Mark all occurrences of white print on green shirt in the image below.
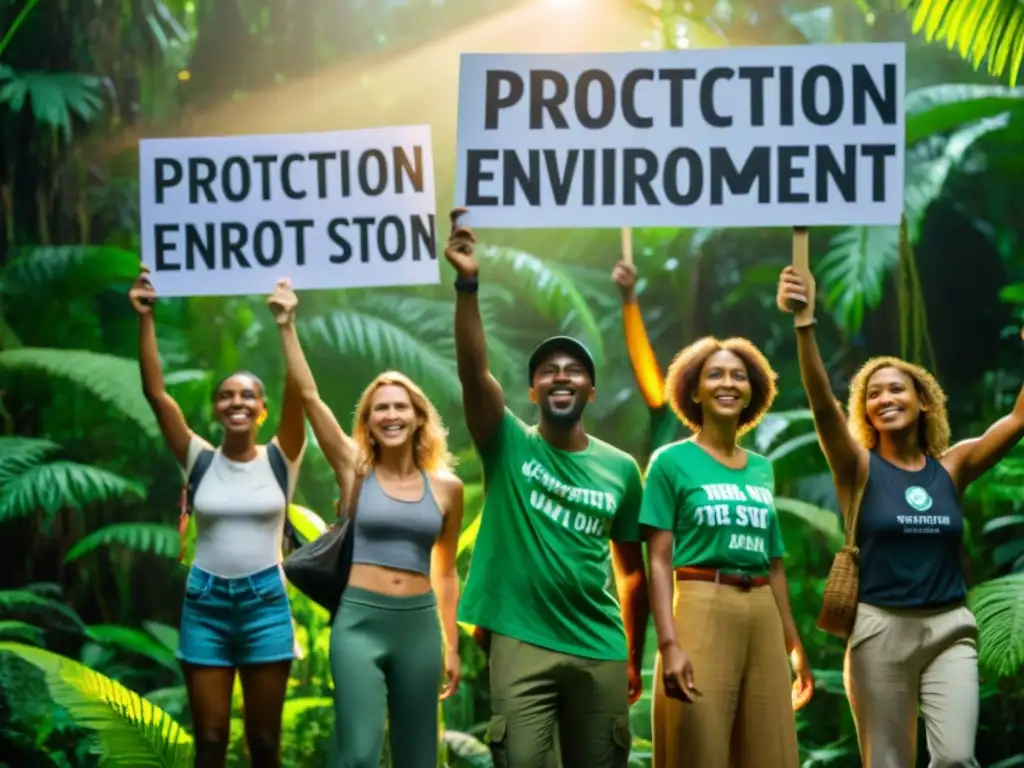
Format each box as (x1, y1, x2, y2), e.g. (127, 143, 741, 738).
(522, 459, 617, 538)
(696, 482, 774, 553)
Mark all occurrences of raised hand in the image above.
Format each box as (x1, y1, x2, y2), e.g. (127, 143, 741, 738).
(444, 207, 479, 279)
(777, 266, 816, 321)
(128, 267, 156, 314)
(268, 278, 298, 326)
(611, 260, 638, 301)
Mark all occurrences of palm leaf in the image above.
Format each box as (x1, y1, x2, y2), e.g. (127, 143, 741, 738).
(64, 523, 180, 563)
(0, 436, 60, 481)
(0, 245, 141, 296)
(0, 642, 194, 766)
(0, 589, 88, 635)
(774, 497, 844, 550)
(898, 0, 1024, 87)
(0, 460, 145, 523)
(0, 67, 105, 139)
(0, 348, 159, 437)
(477, 245, 604, 364)
(0, 619, 45, 646)
(905, 83, 1024, 142)
(298, 309, 461, 401)
(968, 573, 1024, 677)
(87, 625, 179, 671)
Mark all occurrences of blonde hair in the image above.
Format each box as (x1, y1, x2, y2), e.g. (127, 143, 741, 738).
(664, 336, 778, 436)
(847, 356, 951, 457)
(351, 371, 454, 474)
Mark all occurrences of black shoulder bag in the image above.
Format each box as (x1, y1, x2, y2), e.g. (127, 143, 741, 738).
(282, 474, 364, 618)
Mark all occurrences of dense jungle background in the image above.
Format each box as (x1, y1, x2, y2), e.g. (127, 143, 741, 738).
(2, 0, 1024, 765)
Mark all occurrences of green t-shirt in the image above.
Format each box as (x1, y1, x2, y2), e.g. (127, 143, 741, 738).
(639, 440, 785, 576)
(458, 409, 645, 661)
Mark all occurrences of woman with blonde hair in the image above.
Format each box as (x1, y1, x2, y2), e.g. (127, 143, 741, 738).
(776, 266, 1018, 767)
(640, 335, 813, 768)
(269, 279, 464, 768)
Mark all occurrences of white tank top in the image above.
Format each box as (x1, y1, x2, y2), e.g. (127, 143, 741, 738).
(181, 435, 303, 578)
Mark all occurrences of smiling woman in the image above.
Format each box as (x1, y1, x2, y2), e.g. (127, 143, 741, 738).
(268, 279, 464, 768)
(640, 334, 812, 768)
(127, 268, 308, 768)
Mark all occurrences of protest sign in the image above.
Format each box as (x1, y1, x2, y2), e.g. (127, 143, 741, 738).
(454, 44, 905, 229)
(140, 125, 438, 297)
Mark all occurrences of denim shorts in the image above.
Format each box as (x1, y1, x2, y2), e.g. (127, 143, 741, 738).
(177, 563, 295, 668)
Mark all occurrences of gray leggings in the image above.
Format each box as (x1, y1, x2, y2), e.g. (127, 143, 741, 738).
(329, 585, 442, 768)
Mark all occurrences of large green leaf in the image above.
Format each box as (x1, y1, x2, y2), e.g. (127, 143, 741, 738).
(0, 589, 88, 635)
(0, 460, 145, 523)
(0, 245, 141, 296)
(774, 497, 844, 550)
(87, 625, 179, 671)
(898, 0, 1024, 87)
(64, 523, 180, 563)
(905, 83, 1024, 143)
(0, 619, 45, 646)
(0, 348, 159, 437)
(0, 642, 194, 766)
(968, 573, 1024, 678)
(0, 66, 105, 139)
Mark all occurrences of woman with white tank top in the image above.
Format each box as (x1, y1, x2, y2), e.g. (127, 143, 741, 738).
(129, 269, 307, 768)
(268, 279, 465, 768)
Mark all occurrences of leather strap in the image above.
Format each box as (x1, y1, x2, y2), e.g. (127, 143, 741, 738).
(674, 566, 769, 590)
(844, 455, 871, 546)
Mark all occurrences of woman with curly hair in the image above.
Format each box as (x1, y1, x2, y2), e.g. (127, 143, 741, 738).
(639, 336, 813, 768)
(268, 279, 464, 768)
(777, 265, 1006, 767)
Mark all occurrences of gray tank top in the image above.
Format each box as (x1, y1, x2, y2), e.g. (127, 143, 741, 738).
(350, 470, 444, 576)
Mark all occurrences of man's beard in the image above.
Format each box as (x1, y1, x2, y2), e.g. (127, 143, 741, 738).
(539, 399, 586, 427)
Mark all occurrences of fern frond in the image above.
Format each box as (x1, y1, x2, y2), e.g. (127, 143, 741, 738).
(0, 641, 195, 766)
(0, 348, 159, 437)
(64, 523, 180, 563)
(969, 573, 1024, 678)
(0, 436, 59, 481)
(0, 461, 144, 523)
(298, 309, 460, 401)
(898, 0, 1024, 87)
(0, 245, 140, 295)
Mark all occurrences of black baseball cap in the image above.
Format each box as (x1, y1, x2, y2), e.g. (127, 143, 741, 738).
(528, 336, 596, 385)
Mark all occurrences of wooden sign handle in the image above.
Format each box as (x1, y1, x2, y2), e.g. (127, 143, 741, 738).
(621, 227, 633, 265)
(787, 226, 810, 312)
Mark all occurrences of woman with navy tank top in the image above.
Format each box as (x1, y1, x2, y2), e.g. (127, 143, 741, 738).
(129, 269, 307, 768)
(778, 267, 1023, 768)
(268, 279, 465, 768)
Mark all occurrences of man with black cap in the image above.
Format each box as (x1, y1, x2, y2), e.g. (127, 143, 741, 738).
(444, 208, 649, 768)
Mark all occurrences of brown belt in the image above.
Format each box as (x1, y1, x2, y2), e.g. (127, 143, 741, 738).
(675, 566, 769, 591)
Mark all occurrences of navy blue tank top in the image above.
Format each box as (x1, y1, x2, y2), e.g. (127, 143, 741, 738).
(856, 452, 966, 608)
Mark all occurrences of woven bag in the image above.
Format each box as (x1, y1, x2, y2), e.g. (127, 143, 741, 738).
(816, 459, 870, 640)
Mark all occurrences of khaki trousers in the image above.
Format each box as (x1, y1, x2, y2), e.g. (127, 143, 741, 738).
(844, 602, 980, 768)
(652, 580, 799, 768)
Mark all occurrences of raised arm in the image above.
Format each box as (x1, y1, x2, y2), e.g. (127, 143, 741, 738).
(129, 268, 192, 466)
(943, 355, 1024, 493)
(445, 208, 505, 449)
(777, 267, 864, 490)
(274, 370, 307, 463)
(612, 260, 667, 410)
(268, 279, 358, 486)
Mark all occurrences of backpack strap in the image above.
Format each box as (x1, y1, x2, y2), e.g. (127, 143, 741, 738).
(186, 450, 216, 512)
(267, 442, 298, 549)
